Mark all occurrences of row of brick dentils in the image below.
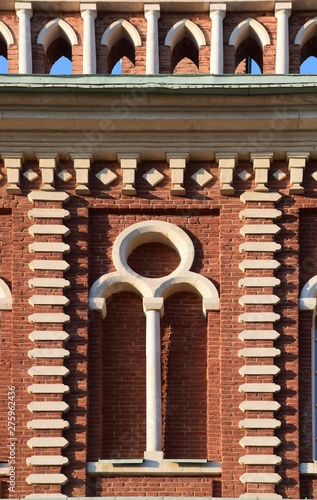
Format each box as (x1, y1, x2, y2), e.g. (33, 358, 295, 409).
(26, 191, 71, 497)
(238, 191, 282, 500)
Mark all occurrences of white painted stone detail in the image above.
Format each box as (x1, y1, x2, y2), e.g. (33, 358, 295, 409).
(58, 170, 72, 183)
(96, 167, 118, 186)
(240, 494, 282, 499)
(239, 455, 282, 465)
(24, 169, 38, 182)
(29, 330, 69, 342)
(239, 277, 280, 288)
(29, 243, 70, 254)
(239, 329, 280, 341)
(28, 348, 70, 359)
(143, 168, 164, 187)
(239, 436, 281, 447)
(287, 152, 309, 195)
(29, 295, 70, 307)
(240, 473, 282, 484)
(239, 242, 281, 253)
(240, 191, 282, 203)
(29, 260, 70, 271)
(239, 419, 281, 429)
(240, 224, 281, 236)
(273, 169, 287, 181)
(71, 155, 92, 195)
(191, 168, 213, 187)
(25, 495, 67, 499)
(167, 153, 188, 196)
(239, 401, 281, 412)
(312, 171, 317, 182)
(216, 154, 237, 195)
(239, 383, 281, 393)
(251, 153, 273, 192)
(27, 420, 69, 430)
(28, 191, 70, 203)
(239, 295, 280, 305)
(238, 312, 280, 323)
(240, 209, 282, 220)
(26, 456, 69, 466)
(28, 209, 70, 219)
(28, 313, 70, 324)
(28, 366, 70, 377)
(27, 437, 69, 448)
(239, 365, 280, 376)
(27, 384, 70, 394)
(239, 260, 281, 271)
(238, 170, 251, 182)
(29, 278, 70, 289)
(239, 348, 281, 358)
(29, 225, 70, 237)
(27, 402, 69, 413)
(26, 474, 68, 485)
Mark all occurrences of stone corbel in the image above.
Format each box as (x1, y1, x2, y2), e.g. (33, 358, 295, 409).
(166, 153, 189, 196)
(118, 154, 140, 195)
(251, 153, 273, 192)
(36, 153, 59, 191)
(216, 153, 238, 196)
(287, 152, 310, 195)
(71, 154, 92, 195)
(2, 153, 24, 195)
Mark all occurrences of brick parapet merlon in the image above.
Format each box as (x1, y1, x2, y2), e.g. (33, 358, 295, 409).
(26, 189, 71, 494)
(238, 190, 283, 499)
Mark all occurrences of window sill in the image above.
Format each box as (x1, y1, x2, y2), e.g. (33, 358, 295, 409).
(87, 459, 221, 476)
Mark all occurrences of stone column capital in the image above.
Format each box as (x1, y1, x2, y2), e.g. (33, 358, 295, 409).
(275, 2, 292, 16)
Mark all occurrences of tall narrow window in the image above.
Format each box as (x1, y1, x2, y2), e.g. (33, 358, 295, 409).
(37, 18, 78, 74)
(229, 18, 270, 74)
(101, 19, 142, 74)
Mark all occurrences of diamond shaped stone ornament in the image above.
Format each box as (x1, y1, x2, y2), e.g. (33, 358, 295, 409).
(143, 168, 164, 187)
(96, 167, 118, 186)
(273, 169, 286, 181)
(23, 169, 38, 182)
(58, 170, 72, 183)
(191, 168, 213, 187)
(238, 170, 252, 182)
(312, 171, 317, 181)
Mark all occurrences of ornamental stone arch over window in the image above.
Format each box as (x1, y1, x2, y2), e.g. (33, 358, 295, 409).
(0, 278, 12, 310)
(229, 18, 270, 73)
(89, 220, 219, 460)
(101, 19, 142, 73)
(37, 18, 79, 73)
(0, 21, 14, 73)
(295, 18, 317, 69)
(164, 19, 207, 73)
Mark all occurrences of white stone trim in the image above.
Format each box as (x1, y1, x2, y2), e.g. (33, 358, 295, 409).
(239, 401, 281, 412)
(240, 191, 282, 203)
(29, 296, 70, 307)
(28, 348, 70, 359)
(28, 313, 70, 324)
(27, 437, 69, 448)
(239, 209, 282, 220)
(101, 19, 142, 49)
(240, 455, 282, 465)
(239, 260, 281, 271)
(238, 312, 280, 323)
(26, 474, 68, 485)
(15, 2, 32, 74)
(27, 420, 69, 430)
(28, 209, 70, 219)
(239, 277, 280, 288)
(239, 242, 281, 253)
(275, 3, 292, 74)
(240, 224, 281, 236)
(0, 278, 12, 310)
(29, 242, 70, 254)
(29, 278, 70, 288)
(27, 456, 69, 466)
(229, 17, 270, 50)
(239, 383, 281, 393)
(295, 17, 317, 47)
(210, 5, 226, 75)
(240, 473, 282, 484)
(81, 4, 97, 74)
(27, 401, 69, 413)
(29, 260, 70, 271)
(28, 191, 70, 203)
(239, 295, 280, 305)
(28, 225, 70, 237)
(27, 384, 70, 394)
(0, 20, 14, 45)
(239, 365, 280, 376)
(300, 462, 317, 474)
(239, 329, 280, 341)
(37, 18, 79, 52)
(87, 460, 221, 476)
(239, 418, 281, 429)
(28, 365, 70, 376)
(144, 4, 160, 74)
(239, 347, 281, 358)
(239, 436, 281, 448)
(164, 19, 207, 52)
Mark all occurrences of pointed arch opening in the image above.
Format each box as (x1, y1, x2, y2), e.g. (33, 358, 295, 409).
(164, 19, 207, 73)
(0, 21, 14, 74)
(229, 18, 270, 74)
(101, 19, 142, 74)
(295, 19, 317, 73)
(37, 18, 78, 74)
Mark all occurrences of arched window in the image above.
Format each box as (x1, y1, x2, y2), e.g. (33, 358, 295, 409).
(0, 21, 14, 74)
(229, 18, 270, 74)
(295, 19, 317, 74)
(37, 18, 78, 74)
(101, 19, 141, 74)
(164, 19, 207, 73)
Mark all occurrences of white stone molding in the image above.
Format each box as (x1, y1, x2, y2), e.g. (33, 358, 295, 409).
(287, 152, 310, 195)
(165, 19, 207, 52)
(29, 242, 70, 254)
(240, 224, 281, 236)
(300, 276, 317, 313)
(239, 242, 281, 253)
(27, 401, 69, 412)
(166, 153, 189, 196)
(70, 154, 93, 195)
(37, 18, 79, 53)
(0, 20, 14, 46)
(239, 347, 281, 358)
(15, 2, 33, 74)
(144, 4, 160, 75)
(80, 4, 97, 74)
(101, 19, 142, 50)
(28, 209, 70, 220)
(275, 2, 292, 74)
(240, 455, 282, 465)
(28, 225, 70, 237)
(240, 436, 281, 448)
(35, 154, 59, 191)
(210, 4, 226, 74)
(240, 191, 282, 203)
(29, 260, 70, 272)
(216, 153, 237, 195)
(250, 153, 273, 192)
(240, 473, 282, 484)
(239, 260, 281, 271)
(229, 17, 271, 51)
(28, 191, 70, 203)
(239, 209, 282, 220)
(2, 153, 24, 195)
(26, 474, 68, 485)
(239, 329, 280, 341)
(117, 153, 140, 195)
(240, 401, 281, 412)
(27, 455, 69, 464)
(295, 17, 317, 47)
(239, 419, 281, 429)
(0, 278, 12, 310)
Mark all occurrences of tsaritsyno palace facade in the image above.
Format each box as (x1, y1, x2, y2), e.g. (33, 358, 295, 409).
(2, 0, 317, 499)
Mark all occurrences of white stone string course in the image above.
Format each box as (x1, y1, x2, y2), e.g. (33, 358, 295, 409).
(238, 191, 282, 499)
(26, 190, 70, 497)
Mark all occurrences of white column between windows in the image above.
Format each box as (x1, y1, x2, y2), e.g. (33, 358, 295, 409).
(81, 3, 97, 74)
(275, 2, 292, 74)
(209, 4, 226, 75)
(143, 297, 164, 455)
(144, 4, 161, 75)
(15, 2, 33, 74)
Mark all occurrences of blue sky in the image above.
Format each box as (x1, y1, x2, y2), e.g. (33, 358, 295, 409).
(0, 54, 316, 75)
